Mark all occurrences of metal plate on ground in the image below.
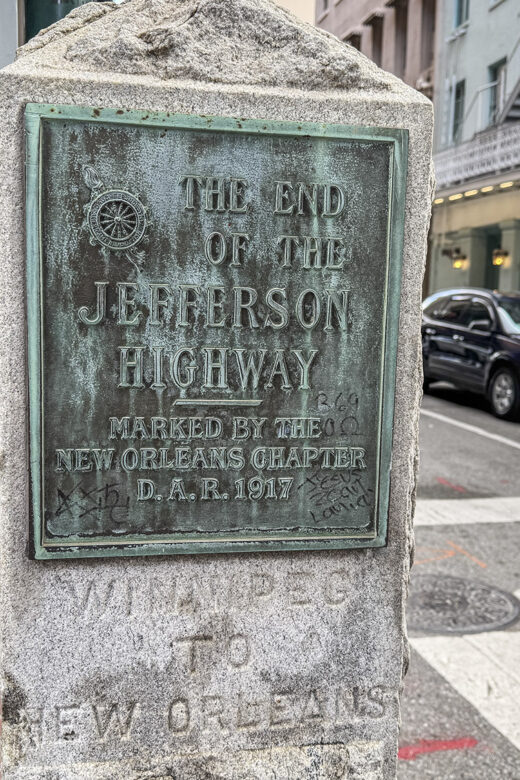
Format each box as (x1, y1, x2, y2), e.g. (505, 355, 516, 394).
(26, 104, 407, 559)
(407, 575, 520, 634)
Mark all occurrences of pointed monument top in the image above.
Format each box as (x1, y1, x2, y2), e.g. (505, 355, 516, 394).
(14, 0, 420, 96)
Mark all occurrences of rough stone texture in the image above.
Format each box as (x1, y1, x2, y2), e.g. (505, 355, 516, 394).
(18, 0, 400, 90)
(0, 0, 433, 777)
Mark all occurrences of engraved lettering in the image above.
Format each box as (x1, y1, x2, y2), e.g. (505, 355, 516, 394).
(323, 184, 346, 217)
(264, 349, 292, 390)
(206, 286, 227, 327)
(297, 183, 318, 216)
(56, 705, 80, 740)
(301, 690, 325, 723)
(137, 479, 156, 501)
(167, 699, 190, 733)
(236, 694, 262, 729)
(296, 289, 321, 330)
(286, 572, 312, 605)
(233, 287, 260, 329)
(324, 290, 349, 332)
(168, 478, 188, 501)
(171, 348, 197, 388)
(151, 346, 166, 389)
(229, 178, 248, 212)
(148, 284, 171, 325)
(264, 288, 289, 329)
(176, 635, 213, 673)
(325, 237, 346, 268)
(180, 175, 249, 212)
(231, 233, 249, 266)
(205, 231, 226, 265)
(205, 177, 226, 212)
(201, 696, 226, 731)
(292, 349, 319, 390)
(274, 182, 346, 217)
(109, 417, 130, 439)
(234, 349, 267, 390)
(19, 708, 44, 747)
(324, 571, 348, 605)
(202, 348, 228, 389)
(91, 702, 139, 740)
(118, 347, 145, 388)
(277, 235, 300, 267)
(178, 285, 200, 327)
(226, 634, 251, 667)
(270, 691, 293, 726)
(67, 580, 115, 616)
(179, 174, 204, 209)
(117, 282, 141, 326)
(273, 181, 294, 214)
(78, 281, 107, 325)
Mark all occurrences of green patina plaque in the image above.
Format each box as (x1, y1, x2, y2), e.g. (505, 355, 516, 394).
(25, 104, 407, 559)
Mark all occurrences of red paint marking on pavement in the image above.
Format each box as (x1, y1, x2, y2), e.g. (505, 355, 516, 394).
(414, 541, 486, 568)
(414, 545, 457, 565)
(398, 737, 478, 761)
(436, 476, 467, 493)
(446, 540, 487, 568)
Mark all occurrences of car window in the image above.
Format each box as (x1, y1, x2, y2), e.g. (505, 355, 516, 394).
(497, 298, 520, 334)
(461, 300, 493, 330)
(435, 298, 469, 324)
(424, 296, 450, 319)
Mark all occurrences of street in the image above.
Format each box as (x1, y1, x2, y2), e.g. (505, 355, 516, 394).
(399, 383, 520, 779)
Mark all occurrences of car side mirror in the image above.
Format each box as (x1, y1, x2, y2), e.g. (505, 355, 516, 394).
(469, 319, 492, 332)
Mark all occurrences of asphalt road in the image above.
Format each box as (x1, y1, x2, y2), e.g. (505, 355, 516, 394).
(399, 382, 520, 779)
(418, 383, 520, 500)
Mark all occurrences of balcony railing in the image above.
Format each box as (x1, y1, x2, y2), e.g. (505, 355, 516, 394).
(434, 122, 520, 190)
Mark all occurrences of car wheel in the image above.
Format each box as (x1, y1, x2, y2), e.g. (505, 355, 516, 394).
(489, 368, 520, 420)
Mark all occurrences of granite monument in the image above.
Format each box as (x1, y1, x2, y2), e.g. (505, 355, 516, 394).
(0, 0, 433, 777)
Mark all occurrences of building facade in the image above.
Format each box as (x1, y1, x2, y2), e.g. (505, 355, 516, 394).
(277, 0, 315, 24)
(0, 0, 21, 68)
(0, 0, 123, 65)
(315, 0, 437, 99)
(430, 0, 520, 293)
(317, 0, 520, 294)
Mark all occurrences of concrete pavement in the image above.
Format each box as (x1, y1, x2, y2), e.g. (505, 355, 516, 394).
(399, 383, 520, 779)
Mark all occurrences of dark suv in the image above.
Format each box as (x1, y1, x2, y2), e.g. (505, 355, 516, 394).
(422, 288, 520, 420)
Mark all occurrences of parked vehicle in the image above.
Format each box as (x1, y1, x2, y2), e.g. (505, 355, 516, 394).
(422, 288, 520, 420)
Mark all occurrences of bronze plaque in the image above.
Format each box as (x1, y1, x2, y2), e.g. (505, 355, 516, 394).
(26, 104, 407, 558)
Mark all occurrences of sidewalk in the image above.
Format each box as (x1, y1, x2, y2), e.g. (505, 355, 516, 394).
(399, 496, 520, 778)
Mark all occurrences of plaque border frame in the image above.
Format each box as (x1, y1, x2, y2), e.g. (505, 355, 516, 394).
(25, 103, 408, 560)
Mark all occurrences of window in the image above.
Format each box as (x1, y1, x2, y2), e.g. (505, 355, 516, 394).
(370, 16, 384, 67)
(395, 0, 408, 77)
(345, 33, 361, 51)
(25, 0, 88, 41)
(452, 80, 465, 143)
(461, 301, 494, 330)
(424, 297, 450, 319)
(436, 298, 470, 324)
(323, 0, 329, 10)
(454, 0, 470, 27)
(489, 59, 507, 124)
(497, 298, 520, 334)
(421, 0, 436, 71)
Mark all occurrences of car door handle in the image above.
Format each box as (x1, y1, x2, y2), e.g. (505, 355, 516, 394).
(425, 327, 436, 335)
(452, 334, 464, 342)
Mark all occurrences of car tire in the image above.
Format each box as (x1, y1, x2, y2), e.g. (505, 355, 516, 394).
(489, 367, 520, 420)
